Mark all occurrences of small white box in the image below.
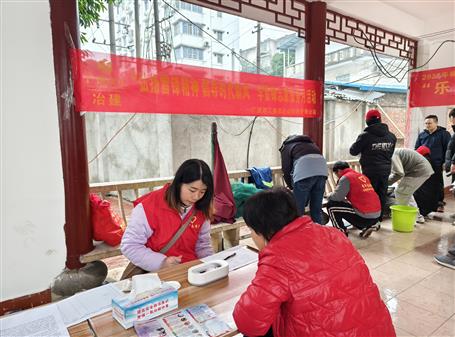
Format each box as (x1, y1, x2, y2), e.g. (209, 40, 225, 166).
(112, 284, 178, 329)
(188, 260, 229, 286)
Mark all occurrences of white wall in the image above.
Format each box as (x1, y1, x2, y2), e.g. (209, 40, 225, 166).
(1, 1, 66, 300)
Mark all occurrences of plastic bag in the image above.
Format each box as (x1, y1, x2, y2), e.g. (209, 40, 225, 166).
(89, 193, 126, 246)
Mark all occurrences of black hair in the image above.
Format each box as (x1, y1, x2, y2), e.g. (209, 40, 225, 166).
(425, 114, 438, 122)
(165, 159, 213, 219)
(243, 187, 298, 241)
(332, 161, 350, 172)
(449, 108, 455, 119)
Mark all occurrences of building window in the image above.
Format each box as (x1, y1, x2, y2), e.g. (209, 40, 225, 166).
(214, 53, 223, 64)
(177, 0, 203, 13)
(217, 12, 222, 18)
(176, 46, 204, 60)
(214, 30, 223, 41)
(174, 21, 203, 37)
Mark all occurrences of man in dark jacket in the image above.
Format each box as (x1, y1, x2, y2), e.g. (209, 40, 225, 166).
(279, 135, 328, 224)
(350, 109, 397, 220)
(415, 114, 451, 211)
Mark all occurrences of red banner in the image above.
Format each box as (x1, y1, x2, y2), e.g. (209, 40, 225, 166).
(409, 66, 455, 108)
(70, 49, 323, 118)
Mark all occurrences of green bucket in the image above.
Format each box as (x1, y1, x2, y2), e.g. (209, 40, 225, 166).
(390, 205, 418, 232)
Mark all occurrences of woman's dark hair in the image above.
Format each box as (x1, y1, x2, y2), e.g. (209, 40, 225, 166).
(243, 187, 298, 241)
(449, 108, 455, 119)
(165, 159, 214, 219)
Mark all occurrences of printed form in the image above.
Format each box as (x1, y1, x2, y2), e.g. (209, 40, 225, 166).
(0, 305, 69, 337)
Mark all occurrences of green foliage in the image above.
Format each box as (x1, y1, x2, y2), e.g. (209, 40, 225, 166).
(271, 53, 284, 76)
(78, 0, 114, 43)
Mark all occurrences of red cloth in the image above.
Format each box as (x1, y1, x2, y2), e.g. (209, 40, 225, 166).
(233, 217, 395, 337)
(89, 194, 125, 246)
(212, 130, 236, 224)
(139, 185, 206, 262)
(340, 168, 381, 214)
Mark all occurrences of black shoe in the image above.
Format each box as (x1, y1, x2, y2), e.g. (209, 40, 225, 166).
(448, 248, 455, 257)
(359, 227, 374, 239)
(359, 223, 380, 239)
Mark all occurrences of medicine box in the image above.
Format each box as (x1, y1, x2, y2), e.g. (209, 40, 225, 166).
(112, 284, 178, 329)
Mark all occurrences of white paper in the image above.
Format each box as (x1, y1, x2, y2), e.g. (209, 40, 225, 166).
(130, 273, 161, 300)
(56, 283, 123, 327)
(201, 245, 258, 271)
(0, 304, 69, 337)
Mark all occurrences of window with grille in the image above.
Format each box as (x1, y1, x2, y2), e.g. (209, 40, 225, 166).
(214, 53, 223, 64)
(176, 46, 204, 60)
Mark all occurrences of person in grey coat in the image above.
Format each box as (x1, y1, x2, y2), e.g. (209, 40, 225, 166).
(279, 135, 328, 224)
(388, 148, 434, 223)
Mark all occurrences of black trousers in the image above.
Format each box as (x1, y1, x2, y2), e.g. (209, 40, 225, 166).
(326, 200, 379, 234)
(364, 172, 389, 219)
(433, 164, 444, 203)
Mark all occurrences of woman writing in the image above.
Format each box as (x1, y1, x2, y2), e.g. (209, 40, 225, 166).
(121, 159, 214, 278)
(233, 188, 395, 337)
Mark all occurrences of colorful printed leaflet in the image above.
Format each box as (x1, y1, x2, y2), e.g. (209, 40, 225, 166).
(134, 304, 231, 337)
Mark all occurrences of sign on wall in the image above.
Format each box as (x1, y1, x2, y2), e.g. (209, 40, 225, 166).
(409, 66, 455, 108)
(70, 49, 323, 118)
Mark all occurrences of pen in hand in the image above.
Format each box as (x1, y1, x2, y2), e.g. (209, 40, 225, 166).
(224, 252, 236, 260)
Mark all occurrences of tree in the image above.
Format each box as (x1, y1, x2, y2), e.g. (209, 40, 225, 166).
(78, 0, 115, 43)
(271, 53, 284, 76)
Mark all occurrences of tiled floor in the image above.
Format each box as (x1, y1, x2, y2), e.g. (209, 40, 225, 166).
(104, 199, 455, 337)
(240, 205, 454, 337)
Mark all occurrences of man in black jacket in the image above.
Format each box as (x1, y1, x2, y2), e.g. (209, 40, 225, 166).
(350, 109, 397, 220)
(279, 135, 328, 224)
(415, 114, 451, 211)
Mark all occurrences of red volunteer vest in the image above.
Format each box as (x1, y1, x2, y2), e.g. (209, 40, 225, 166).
(339, 168, 381, 214)
(138, 184, 206, 263)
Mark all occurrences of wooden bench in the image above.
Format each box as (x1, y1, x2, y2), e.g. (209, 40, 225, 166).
(81, 161, 360, 264)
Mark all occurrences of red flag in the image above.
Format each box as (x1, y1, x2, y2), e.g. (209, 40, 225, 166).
(212, 123, 236, 224)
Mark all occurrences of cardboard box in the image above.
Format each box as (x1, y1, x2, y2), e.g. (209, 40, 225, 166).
(112, 284, 178, 329)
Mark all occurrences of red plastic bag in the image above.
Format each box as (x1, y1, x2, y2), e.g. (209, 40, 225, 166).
(89, 193, 126, 246)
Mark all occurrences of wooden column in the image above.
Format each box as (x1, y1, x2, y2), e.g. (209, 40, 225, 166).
(49, 0, 93, 269)
(303, 1, 327, 149)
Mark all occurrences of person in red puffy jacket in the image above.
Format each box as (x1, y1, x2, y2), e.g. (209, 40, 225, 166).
(233, 188, 395, 337)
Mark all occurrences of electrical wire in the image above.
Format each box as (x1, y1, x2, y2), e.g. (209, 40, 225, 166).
(215, 116, 257, 136)
(161, 0, 272, 75)
(355, 29, 455, 83)
(88, 113, 137, 164)
(354, 32, 409, 83)
(246, 116, 258, 168)
(324, 55, 399, 131)
(263, 117, 288, 139)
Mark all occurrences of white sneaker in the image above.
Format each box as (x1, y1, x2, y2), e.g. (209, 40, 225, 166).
(416, 215, 425, 224)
